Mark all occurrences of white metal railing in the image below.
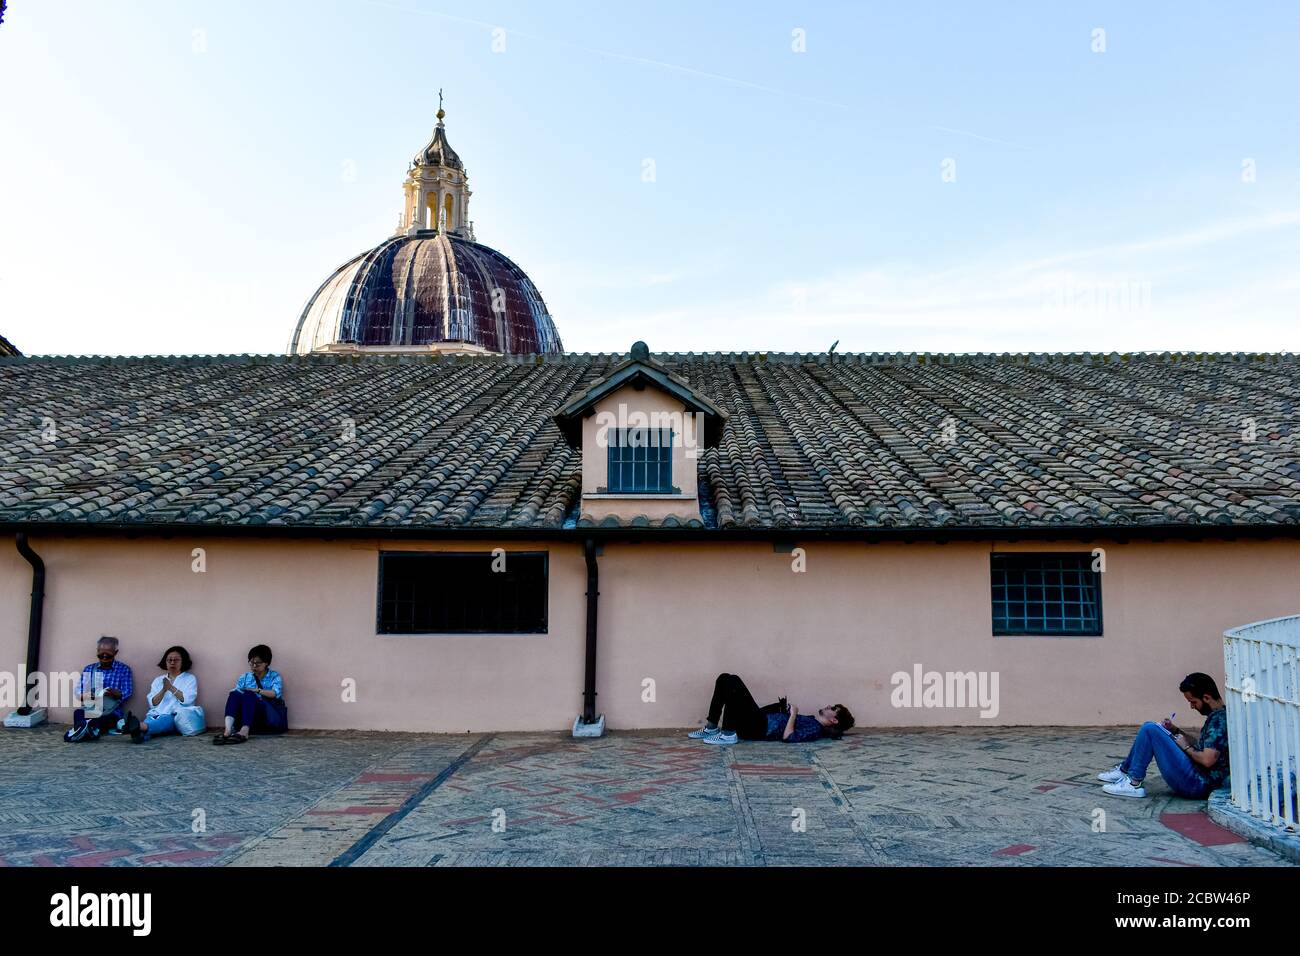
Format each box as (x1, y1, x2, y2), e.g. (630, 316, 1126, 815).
(1223, 615, 1300, 831)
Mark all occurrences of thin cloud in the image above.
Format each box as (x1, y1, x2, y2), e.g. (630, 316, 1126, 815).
(362, 0, 852, 109)
(554, 210, 1300, 353)
(1012, 209, 1300, 274)
(929, 125, 1033, 151)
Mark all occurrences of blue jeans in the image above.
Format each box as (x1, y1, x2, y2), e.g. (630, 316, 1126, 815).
(142, 707, 206, 739)
(1121, 722, 1211, 797)
(223, 690, 287, 734)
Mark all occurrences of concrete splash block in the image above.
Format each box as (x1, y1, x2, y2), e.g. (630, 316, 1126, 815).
(572, 714, 606, 738)
(4, 708, 48, 728)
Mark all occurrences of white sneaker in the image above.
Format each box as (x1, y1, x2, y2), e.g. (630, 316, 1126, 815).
(701, 731, 739, 745)
(1102, 777, 1147, 798)
(687, 725, 721, 739)
(1097, 765, 1126, 784)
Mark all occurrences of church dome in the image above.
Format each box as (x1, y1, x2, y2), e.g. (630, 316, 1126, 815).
(290, 100, 562, 357)
(289, 232, 563, 355)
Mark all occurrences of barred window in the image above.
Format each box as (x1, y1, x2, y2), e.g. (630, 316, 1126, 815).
(606, 427, 674, 494)
(378, 552, 548, 634)
(991, 553, 1102, 636)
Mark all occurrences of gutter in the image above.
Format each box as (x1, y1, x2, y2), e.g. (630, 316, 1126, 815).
(14, 533, 45, 716)
(0, 520, 1297, 544)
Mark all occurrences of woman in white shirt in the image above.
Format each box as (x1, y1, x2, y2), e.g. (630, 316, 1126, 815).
(132, 646, 204, 742)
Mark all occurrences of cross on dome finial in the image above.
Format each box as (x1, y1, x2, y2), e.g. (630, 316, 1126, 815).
(436, 88, 445, 123)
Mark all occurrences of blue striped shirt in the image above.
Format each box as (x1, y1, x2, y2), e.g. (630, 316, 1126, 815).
(77, 660, 134, 716)
(234, 669, 284, 700)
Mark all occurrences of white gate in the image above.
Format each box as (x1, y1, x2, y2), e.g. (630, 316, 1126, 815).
(1223, 615, 1300, 830)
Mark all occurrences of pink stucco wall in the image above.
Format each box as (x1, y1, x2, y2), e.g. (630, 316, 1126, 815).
(1, 535, 1296, 731)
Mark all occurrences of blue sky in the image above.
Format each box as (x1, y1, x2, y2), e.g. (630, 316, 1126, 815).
(2, 1, 1298, 356)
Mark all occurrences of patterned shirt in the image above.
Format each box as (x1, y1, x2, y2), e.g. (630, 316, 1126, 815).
(234, 669, 284, 700)
(77, 660, 134, 717)
(764, 712, 825, 743)
(1194, 706, 1230, 788)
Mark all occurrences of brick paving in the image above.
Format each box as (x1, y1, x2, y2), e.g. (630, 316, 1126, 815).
(0, 725, 1291, 867)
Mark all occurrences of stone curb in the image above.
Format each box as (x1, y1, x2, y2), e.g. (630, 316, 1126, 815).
(1206, 789, 1300, 864)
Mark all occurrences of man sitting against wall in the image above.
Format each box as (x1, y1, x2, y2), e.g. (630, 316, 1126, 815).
(687, 673, 854, 745)
(1099, 672, 1229, 799)
(64, 636, 135, 743)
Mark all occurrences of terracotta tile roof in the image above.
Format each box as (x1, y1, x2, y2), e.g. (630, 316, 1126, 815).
(2, 352, 1298, 533)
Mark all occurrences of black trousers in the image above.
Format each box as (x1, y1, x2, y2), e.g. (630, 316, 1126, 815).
(72, 707, 122, 733)
(707, 673, 782, 740)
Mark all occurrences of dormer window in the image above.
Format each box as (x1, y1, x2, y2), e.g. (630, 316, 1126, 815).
(606, 427, 677, 494)
(553, 341, 727, 526)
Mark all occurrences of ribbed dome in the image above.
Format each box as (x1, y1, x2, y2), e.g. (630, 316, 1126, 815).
(290, 232, 563, 355)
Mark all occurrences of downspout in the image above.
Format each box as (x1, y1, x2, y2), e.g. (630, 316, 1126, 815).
(581, 538, 599, 725)
(14, 533, 45, 716)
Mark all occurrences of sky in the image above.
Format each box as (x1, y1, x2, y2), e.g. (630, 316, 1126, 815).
(1, 1, 1298, 357)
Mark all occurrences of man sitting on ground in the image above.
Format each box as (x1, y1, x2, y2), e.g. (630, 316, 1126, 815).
(1099, 672, 1229, 799)
(64, 636, 134, 743)
(687, 672, 854, 745)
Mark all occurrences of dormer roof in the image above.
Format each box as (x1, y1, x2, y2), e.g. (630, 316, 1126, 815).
(552, 341, 728, 448)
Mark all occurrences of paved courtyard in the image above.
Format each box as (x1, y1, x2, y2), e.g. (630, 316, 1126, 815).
(0, 725, 1290, 866)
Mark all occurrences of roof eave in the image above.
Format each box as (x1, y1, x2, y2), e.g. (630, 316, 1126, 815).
(3, 520, 1298, 543)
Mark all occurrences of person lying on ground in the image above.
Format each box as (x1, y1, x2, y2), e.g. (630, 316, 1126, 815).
(687, 672, 854, 745)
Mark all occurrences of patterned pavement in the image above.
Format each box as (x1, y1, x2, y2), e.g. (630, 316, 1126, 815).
(0, 725, 1290, 867)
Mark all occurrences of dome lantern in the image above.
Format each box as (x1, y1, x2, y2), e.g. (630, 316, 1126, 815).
(401, 90, 473, 240)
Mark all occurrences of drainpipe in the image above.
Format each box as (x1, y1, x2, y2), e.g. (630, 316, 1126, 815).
(14, 533, 45, 716)
(580, 538, 600, 727)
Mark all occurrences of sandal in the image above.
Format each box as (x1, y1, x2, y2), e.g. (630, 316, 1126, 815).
(225, 733, 247, 745)
(212, 733, 229, 745)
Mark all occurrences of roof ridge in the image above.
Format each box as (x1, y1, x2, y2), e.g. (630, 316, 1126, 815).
(3, 350, 1297, 366)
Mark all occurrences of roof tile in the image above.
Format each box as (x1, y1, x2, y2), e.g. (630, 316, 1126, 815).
(1, 353, 1298, 531)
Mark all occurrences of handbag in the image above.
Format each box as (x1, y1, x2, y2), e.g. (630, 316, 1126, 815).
(254, 673, 289, 728)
